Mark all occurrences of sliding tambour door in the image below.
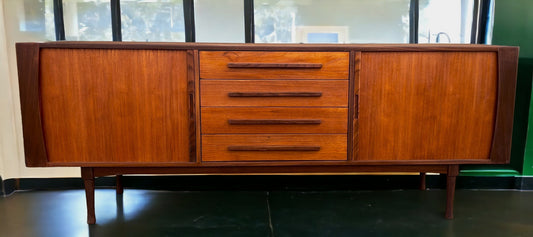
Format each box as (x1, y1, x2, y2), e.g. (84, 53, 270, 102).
(358, 52, 498, 161)
(39, 49, 191, 164)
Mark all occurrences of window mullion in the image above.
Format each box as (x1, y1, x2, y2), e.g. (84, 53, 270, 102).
(409, 0, 419, 44)
(183, 0, 196, 42)
(244, 0, 254, 43)
(53, 0, 65, 41)
(111, 0, 122, 41)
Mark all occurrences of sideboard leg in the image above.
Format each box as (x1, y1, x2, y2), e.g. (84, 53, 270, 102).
(116, 175, 124, 195)
(419, 172, 427, 190)
(445, 165, 460, 219)
(81, 167, 96, 224)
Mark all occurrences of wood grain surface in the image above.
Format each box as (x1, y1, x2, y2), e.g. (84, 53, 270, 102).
(187, 50, 197, 162)
(40, 49, 191, 163)
(201, 107, 347, 134)
(489, 47, 519, 163)
(349, 51, 360, 161)
(358, 52, 498, 160)
(200, 80, 348, 107)
(16, 43, 48, 166)
(202, 134, 347, 161)
(92, 165, 450, 176)
(200, 51, 349, 79)
(33, 41, 507, 52)
(194, 50, 202, 163)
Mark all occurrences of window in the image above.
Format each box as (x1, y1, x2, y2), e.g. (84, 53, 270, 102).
(4, 0, 55, 41)
(419, 0, 474, 43)
(195, 0, 245, 42)
(254, 0, 411, 43)
(63, 0, 112, 41)
(28, 0, 494, 44)
(121, 0, 185, 42)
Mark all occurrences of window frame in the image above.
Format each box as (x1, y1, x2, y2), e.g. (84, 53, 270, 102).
(52, 0, 494, 44)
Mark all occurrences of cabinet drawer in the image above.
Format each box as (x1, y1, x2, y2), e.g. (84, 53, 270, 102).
(202, 134, 347, 161)
(201, 107, 347, 134)
(200, 51, 349, 79)
(201, 80, 348, 107)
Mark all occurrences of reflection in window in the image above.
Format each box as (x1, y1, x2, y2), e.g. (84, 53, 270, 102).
(194, 0, 244, 43)
(254, 0, 411, 43)
(121, 0, 185, 42)
(419, 0, 474, 43)
(63, 0, 112, 41)
(7, 0, 55, 40)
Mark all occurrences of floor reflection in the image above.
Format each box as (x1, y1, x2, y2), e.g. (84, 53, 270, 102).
(2, 189, 533, 237)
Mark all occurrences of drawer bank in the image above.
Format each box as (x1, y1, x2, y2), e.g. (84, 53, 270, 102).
(16, 42, 519, 224)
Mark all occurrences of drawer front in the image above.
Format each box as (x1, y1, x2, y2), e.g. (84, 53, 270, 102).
(201, 107, 348, 134)
(202, 134, 347, 161)
(200, 51, 349, 79)
(201, 80, 348, 107)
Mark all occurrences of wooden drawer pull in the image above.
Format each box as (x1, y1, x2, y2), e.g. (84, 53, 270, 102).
(228, 92, 323, 97)
(228, 119, 322, 125)
(227, 146, 321, 151)
(227, 63, 323, 69)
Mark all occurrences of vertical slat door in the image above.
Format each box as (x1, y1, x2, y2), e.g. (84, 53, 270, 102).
(40, 49, 191, 163)
(358, 52, 498, 161)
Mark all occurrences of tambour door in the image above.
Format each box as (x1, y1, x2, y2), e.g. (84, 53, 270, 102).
(358, 52, 498, 161)
(39, 49, 192, 164)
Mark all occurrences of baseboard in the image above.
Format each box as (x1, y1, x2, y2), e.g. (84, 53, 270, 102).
(2, 175, 532, 196)
(1, 178, 17, 196)
(517, 176, 533, 189)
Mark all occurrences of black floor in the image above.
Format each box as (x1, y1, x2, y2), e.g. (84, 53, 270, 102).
(1, 189, 532, 237)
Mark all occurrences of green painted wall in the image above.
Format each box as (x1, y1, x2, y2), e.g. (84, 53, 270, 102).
(524, 69, 533, 175)
(492, 0, 533, 175)
(492, 0, 533, 57)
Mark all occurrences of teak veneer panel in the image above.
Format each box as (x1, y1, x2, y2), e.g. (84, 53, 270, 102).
(202, 134, 347, 161)
(358, 52, 498, 160)
(40, 49, 191, 163)
(199, 51, 349, 79)
(201, 107, 348, 134)
(16, 43, 47, 167)
(35, 41, 507, 52)
(200, 80, 348, 107)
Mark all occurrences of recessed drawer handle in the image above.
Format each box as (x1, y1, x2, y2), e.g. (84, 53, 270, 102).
(227, 63, 323, 69)
(227, 146, 321, 151)
(228, 119, 322, 125)
(228, 92, 323, 97)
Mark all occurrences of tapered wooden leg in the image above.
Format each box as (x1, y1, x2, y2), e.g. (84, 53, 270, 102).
(116, 175, 124, 195)
(81, 167, 96, 224)
(420, 172, 426, 190)
(445, 165, 459, 219)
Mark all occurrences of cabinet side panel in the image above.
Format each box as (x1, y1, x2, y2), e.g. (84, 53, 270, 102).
(359, 52, 498, 161)
(489, 47, 519, 163)
(40, 49, 190, 163)
(16, 43, 48, 167)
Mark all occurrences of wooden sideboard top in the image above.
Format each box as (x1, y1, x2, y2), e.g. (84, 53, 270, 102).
(17, 41, 516, 52)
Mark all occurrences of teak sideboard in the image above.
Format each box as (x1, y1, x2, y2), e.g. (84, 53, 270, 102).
(16, 42, 519, 224)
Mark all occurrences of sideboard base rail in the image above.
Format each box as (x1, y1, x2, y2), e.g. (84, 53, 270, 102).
(81, 165, 459, 225)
